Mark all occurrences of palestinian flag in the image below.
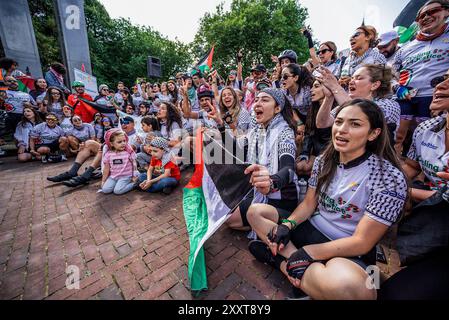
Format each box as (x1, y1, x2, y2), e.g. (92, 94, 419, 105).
(394, 0, 427, 44)
(16, 75, 35, 93)
(182, 129, 252, 293)
(192, 46, 215, 75)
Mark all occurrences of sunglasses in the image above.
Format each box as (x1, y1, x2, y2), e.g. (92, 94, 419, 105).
(416, 6, 446, 22)
(282, 74, 294, 81)
(431, 74, 449, 87)
(317, 48, 332, 55)
(72, 118, 82, 122)
(120, 120, 132, 125)
(46, 117, 57, 122)
(51, 92, 61, 95)
(350, 32, 362, 39)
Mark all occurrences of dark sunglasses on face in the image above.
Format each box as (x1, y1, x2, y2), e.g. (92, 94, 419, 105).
(282, 74, 294, 81)
(51, 92, 61, 95)
(416, 6, 446, 22)
(317, 48, 332, 55)
(351, 32, 362, 39)
(120, 120, 131, 125)
(431, 74, 449, 87)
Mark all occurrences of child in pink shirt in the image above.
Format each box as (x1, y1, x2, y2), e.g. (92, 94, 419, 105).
(101, 129, 138, 195)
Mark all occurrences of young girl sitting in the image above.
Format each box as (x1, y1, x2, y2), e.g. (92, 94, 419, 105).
(101, 129, 139, 195)
(138, 137, 180, 195)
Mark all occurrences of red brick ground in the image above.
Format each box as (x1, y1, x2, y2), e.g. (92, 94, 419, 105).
(0, 156, 401, 300)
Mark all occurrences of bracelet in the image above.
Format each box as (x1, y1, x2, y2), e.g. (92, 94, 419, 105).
(282, 219, 298, 230)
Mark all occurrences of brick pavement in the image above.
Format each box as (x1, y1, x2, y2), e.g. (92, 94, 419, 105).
(0, 156, 401, 300)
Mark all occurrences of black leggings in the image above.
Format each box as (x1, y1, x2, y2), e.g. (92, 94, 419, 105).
(378, 250, 449, 300)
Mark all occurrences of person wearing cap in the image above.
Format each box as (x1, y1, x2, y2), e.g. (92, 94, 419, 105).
(120, 116, 141, 152)
(208, 88, 300, 232)
(181, 83, 218, 129)
(244, 64, 267, 112)
(67, 81, 95, 123)
(137, 137, 181, 195)
(377, 30, 400, 66)
(392, 0, 449, 155)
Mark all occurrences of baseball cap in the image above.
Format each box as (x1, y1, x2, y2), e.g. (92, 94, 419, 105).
(251, 64, 267, 73)
(378, 31, 400, 47)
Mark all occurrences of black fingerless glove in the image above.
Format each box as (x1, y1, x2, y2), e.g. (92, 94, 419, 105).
(303, 30, 314, 49)
(286, 248, 315, 280)
(267, 224, 291, 247)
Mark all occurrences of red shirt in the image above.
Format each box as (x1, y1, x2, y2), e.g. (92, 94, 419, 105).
(150, 158, 181, 181)
(68, 92, 95, 123)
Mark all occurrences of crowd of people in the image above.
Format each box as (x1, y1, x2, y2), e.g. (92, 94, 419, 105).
(0, 0, 448, 300)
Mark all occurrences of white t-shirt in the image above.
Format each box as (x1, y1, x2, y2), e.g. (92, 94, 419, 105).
(392, 24, 449, 97)
(4, 90, 36, 114)
(407, 115, 449, 191)
(308, 153, 407, 240)
(30, 123, 65, 145)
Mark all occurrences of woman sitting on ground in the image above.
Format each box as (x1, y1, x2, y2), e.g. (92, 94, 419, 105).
(59, 115, 96, 157)
(14, 106, 43, 162)
(29, 113, 66, 163)
(246, 99, 407, 300)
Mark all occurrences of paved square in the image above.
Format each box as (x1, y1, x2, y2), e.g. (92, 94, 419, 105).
(0, 157, 400, 300)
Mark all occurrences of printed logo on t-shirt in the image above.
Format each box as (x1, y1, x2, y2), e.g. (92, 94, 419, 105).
(113, 159, 124, 165)
(421, 141, 438, 150)
(320, 192, 361, 220)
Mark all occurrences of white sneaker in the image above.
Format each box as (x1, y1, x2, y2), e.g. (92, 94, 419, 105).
(0, 149, 6, 156)
(61, 155, 68, 161)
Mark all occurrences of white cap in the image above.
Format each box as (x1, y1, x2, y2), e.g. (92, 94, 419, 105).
(378, 31, 400, 47)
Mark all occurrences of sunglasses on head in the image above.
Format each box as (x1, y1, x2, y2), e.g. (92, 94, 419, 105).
(431, 74, 449, 87)
(317, 48, 332, 55)
(416, 6, 446, 22)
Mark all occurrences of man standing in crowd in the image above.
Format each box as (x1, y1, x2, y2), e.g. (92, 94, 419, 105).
(67, 81, 95, 123)
(44, 62, 70, 95)
(377, 30, 401, 66)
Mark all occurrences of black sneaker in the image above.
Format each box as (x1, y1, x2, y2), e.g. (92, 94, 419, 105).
(47, 172, 75, 182)
(248, 240, 279, 268)
(62, 175, 90, 187)
(162, 187, 173, 195)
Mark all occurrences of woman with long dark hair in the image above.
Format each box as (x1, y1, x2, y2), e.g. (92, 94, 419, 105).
(296, 80, 332, 177)
(156, 101, 183, 149)
(29, 78, 48, 101)
(14, 106, 43, 162)
(281, 63, 314, 124)
(40, 86, 66, 120)
(246, 99, 407, 300)
(218, 86, 251, 133)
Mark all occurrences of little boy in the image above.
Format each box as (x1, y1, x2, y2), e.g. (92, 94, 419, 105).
(138, 137, 180, 195)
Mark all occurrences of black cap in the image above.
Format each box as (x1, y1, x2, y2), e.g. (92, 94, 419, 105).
(251, 64, 267, 73)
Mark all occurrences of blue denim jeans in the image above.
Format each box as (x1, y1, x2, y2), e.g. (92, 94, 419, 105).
(138, 173, 178, 193)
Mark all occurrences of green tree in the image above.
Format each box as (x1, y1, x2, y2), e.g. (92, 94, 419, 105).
(29, 0, 192, 88)
(192, 0, 311, 77)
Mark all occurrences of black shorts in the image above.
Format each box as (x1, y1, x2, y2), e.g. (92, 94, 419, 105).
(239, 196, 298, 227)
(35, 140, 60, 153)
(290, 220, 376, 270)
